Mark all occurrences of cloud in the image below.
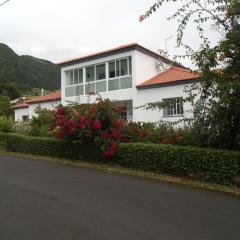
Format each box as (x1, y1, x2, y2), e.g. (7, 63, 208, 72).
(0, 0, 220, 67)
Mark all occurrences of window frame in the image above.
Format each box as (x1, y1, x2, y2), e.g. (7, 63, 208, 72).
(163, 97, 184, 117)
(65, 56, 132, 97)
(66, 68, 84, 86)
(108, 57, 131, 80)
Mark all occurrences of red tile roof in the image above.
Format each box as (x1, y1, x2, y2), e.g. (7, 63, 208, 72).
(25, 91, 61, 104)
(58, 43, 180, 67)
(12, 91, 61, 109)
(11, 102, 29, 109)
(137, 67, 199, 88)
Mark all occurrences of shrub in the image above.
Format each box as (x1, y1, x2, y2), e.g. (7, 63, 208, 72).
(50, 98, 186, 157)
(12, 121, 31, 135)
(116, 143, 240, 184)
(50, 98, 128, 156)
(6, 133, 102, 161)
(0, 132, 7, 149)
(30, 108, 55, 137)
(5, 133, 240, 185)
(0, 116, 12, 133)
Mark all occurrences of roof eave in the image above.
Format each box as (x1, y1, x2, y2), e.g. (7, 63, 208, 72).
(57, 44, 181, 68)
(11, 105, 29, 109)
(26, 98, 61, 105)
(58, 45, 137, 67)
(137, 78, 198, 89)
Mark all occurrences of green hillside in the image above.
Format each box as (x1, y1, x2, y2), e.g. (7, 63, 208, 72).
(0, 43, 60, 91)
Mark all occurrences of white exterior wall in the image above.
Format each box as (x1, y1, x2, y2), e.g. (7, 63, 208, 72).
(14, 108, 29, 121)
(132, 51, 171, 121)
(60, 48, 194, 124)
(135, 83, 193, 123)
(28, 101, 60, 119)
(61, 50, 136, 106)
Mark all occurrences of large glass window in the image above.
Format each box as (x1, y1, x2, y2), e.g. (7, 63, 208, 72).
(163, 98, 184, 117)
(67, 68, 83, 86)
(78, 69, 83, 84)
(70, 70, 74, 85)
(108, 79, 120, 91)
(65, 56, 132, 97)
(96, 64, 106, 80)
(86, 66, 95, 82)
(85, 64, 106, 93)
(108, 57, 132, 79)
(85, 83, 95, 94)
(74, 69, 78, 84)
(120, 59, 128, 76)
(65, 68, 84, 97)
(96, 81, 107, 92)
(109, 61, 115, 78)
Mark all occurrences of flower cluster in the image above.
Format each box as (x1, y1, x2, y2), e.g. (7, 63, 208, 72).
(50, 98, 187, 157)
(50, 99, 131, 157)
(139, 15, 145, 22)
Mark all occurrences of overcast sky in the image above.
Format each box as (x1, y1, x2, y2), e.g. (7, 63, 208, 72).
(0, 0, 221, 67)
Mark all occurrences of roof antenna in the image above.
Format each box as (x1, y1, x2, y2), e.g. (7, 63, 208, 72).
(165, 35, 173, 57)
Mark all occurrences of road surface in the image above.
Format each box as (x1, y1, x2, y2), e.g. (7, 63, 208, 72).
(0, 155, 239, 240)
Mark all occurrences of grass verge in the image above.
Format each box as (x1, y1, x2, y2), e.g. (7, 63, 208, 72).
(0, 149, 239, 197)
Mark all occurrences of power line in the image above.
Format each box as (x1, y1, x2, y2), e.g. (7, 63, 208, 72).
(0, 0, 10, 7)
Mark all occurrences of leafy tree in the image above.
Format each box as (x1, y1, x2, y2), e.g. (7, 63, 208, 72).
(0, 83, 20, 99)
(0, 95, 11, 116)
(140, 0, 240, 150)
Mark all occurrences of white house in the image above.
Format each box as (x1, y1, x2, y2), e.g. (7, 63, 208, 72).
(12, 91, 61, 121)
(58, 43, 198, 123)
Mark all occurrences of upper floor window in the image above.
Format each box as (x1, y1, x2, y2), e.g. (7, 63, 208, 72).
(67, 68, 83, 86)
(96, 64, 106, 80)
(65, 56, 132, 97)
(109, 57, 132, 79)
(163, 97, 184, 117)
(86, 66, 95, 82)
(85, 63, 107, 94)
(65, 68, 84, 97)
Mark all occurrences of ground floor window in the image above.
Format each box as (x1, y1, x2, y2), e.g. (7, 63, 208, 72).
(22, 115, 29, 122)
(163, 97, 183, 117)
(119, 106, 127, 120)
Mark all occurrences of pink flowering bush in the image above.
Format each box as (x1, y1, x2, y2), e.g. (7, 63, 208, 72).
(50, 98, 131, 157)
(50, 97, 188, 157)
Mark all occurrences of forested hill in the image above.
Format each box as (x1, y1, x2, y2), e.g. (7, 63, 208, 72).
(0, 43, 60, 90)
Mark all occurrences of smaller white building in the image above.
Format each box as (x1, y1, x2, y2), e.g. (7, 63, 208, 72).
(12, 91, 61, 121)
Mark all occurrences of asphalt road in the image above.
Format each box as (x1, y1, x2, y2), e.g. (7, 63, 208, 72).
(0, 155, 239, 240)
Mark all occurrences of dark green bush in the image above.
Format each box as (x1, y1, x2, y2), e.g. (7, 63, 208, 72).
(4, 134, 240, 185)
(30, 108, 55, 137)
(6, 133, 102, 162)
(116, 143, 240, 184)
(0, 116, 12, 133)
(0, 132, 7, 149)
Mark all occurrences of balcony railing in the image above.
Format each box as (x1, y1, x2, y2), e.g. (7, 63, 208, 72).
(65, 76, 132, 97)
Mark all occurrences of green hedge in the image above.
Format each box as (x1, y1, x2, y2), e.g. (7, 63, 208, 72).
(5, 133, 101, 162)
(0, 132, 7, 149)
(4, 134, 240, 184)
(117, 143, 240, 184)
